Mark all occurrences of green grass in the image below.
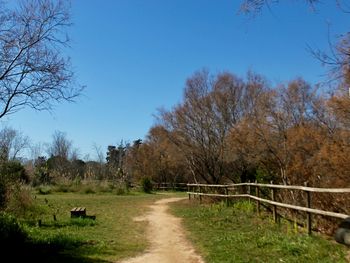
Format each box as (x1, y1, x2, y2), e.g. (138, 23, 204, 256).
(171, 199, 349, 263)
(14, 191, 180, 262)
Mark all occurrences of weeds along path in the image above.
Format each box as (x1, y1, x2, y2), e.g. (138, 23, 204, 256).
(118, 197, 204, 263)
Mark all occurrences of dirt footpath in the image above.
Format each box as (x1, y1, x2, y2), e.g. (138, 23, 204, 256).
(119, 197, 204, 263)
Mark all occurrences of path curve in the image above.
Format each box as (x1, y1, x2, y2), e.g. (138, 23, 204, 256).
(118, 197, 204, 263)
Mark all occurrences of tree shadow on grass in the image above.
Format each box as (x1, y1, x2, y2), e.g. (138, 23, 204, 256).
(2, 239, 112, 263)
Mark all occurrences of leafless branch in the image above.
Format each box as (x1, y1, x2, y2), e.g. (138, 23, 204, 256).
(0, 0, 82, 119)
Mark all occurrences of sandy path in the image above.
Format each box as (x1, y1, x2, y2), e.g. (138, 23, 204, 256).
(118, 197, 204, 263)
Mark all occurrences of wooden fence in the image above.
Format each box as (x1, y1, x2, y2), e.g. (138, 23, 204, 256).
(187, 182, 350, 235)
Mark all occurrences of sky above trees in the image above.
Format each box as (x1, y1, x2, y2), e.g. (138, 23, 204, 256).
(1, 0, 348, 160)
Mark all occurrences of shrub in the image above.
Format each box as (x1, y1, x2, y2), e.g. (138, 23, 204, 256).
(5, 184, 36, 218)
(0, 178, 6, 208)
(37, 185, 52, 195)
(0, 212, 27, 245)
(51, 178, 79, 193)
(32, 156, 51, 186)
(141, 177, 153, 193)
(0, 161, 29, 183)
(82, 186, 96, 194)
(115, 186, 126, 195)
(52, 183, 70, 193)
(0, 161, 29, 209)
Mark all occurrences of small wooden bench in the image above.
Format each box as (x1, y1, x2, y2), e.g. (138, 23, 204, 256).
(70, 207, 86, 218)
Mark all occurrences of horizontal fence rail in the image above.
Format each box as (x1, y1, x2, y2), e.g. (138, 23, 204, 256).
(187, 183, 350, 193)
(187, 182, 350, 234)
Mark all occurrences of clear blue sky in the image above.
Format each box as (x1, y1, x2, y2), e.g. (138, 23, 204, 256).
(1, 0, 348, 160)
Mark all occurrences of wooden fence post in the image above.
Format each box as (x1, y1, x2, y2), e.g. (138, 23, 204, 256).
(188, 184, 191, 200)
(199, 185, 202, 204)
(305, 182, 312, 235)
(255, 180, 260, 215)
(271, 181, 277, 223)
(248, 180, 251, 203)
(225, 186, 229, 206)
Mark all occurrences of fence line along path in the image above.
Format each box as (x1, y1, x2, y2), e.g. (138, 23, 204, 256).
(187, 182, 350, 235)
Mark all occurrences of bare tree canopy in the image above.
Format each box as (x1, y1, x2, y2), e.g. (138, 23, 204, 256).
(0, 0, 82, 119)
(239, 0, 350, 87)
(240, 0, 350, 14)
(0, 127, 29, 161)
(239, 0, 320, 14)
(47, 130, 71, 159)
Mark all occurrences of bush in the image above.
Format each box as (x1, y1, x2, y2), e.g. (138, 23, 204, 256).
(0, 161, 29, 182)
(52, 179, 79, 193)
(0, 178, 6, 208)
(0, 212, 27, 245)
(0, 161, 29, 209)
(5, 184, 36, 218)
(82, 186, 96, 194)
(37, 185, 52, 195)
(141, 177, 153, 193)
(115, 186, 126, 195)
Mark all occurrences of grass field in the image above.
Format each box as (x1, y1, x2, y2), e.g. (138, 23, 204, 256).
(16, 191, 182, 263)
(171, 199, 350, 263)
(9, 190, 349, 262)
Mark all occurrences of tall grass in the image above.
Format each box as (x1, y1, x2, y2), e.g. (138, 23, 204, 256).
(35, 179, 130, 195)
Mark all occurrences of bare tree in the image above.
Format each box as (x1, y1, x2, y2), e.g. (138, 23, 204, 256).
(30, 142, 44, 162)
(47, 130, 71, 159)
(161, 70, 246, 184)
(0, 127, 29, 161)
(70, 147, 80, 161)
(84, 142, 105, 179)
(92, 142, 105, 164)
(0, 0, 82, 119)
